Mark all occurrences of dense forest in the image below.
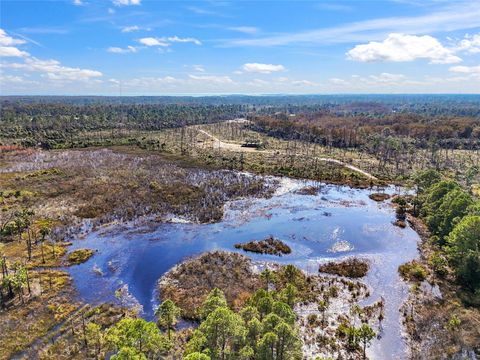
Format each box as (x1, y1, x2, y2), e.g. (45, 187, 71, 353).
(250, 113, 480, 150)
(0, 102, 245, 148)
(2, 95, 480, 116)
(1, 95, 479, 150)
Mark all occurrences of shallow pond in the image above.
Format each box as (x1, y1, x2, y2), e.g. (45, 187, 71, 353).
(67, 177, 420, 360)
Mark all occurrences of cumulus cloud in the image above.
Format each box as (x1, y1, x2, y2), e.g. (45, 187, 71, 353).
(0, 29, 26, 46)
(346, 33, 462, 64)
(112, 0, 141, 6)
(3, 57, 102, 81)
(0, 29, 29, 57)
(455, 33, 480, 54)
(107, 46, 138, 54)
(73, 0, 83, 5)
(0, 46, 29, 57)
(138, 37, 169, 47)
(138, 36, 201, 47)
(241, 63, 286, 74)
(23, 57, 102, 80)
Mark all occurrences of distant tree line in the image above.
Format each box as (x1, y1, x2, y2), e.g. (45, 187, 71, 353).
(0, 102, 245, 148)
(250, 113, 480, 150)
(2, 94, 480, 116)
(2, 95, 479, 150)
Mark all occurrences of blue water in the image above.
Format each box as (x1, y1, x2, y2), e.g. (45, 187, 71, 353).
(67, 178, 419, 359)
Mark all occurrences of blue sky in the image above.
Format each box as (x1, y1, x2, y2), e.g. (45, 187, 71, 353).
(1, 0, 479, 95)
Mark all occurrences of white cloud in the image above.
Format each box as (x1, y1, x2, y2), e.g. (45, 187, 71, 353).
(229, 2, 480, 46)
(0, 46, 29, 57)
(121, 25, 140, 33)
(138, 37, 169, 47)
(123, 76, 183, 87)
(192, 64, 205, 72)
(138, 36, 201, 47)
(167, 36, 201, 45)
(455, 33, 480, 53)
(112, 0, 141, 6)
(449, 64, 480, 74)
(449, 64, 480, 79)
(0, 74, 37, 85)
(247, 79, 269, 87)
(241, 63, 286, 74)
(291, 79, 317, 86)
(329, 73, 424, 88)
(73, 0, 83, 5)
(188, 74, 234, 84)
(0, 29, 30, 57)
(107, 46, 138, 54)
(0, 29, 26, 46)
(368, 72, 406, 82)
(329, 78, 349, 85)
(4, 57, 102, 81)
(346, 33, 462, 64)
(228, 26, 259, 34)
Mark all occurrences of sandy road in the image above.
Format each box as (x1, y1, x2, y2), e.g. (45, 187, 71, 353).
(196, 126, 377, 180)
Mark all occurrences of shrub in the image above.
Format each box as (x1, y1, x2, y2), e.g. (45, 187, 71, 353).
(318, 258, 369, 278)
(369, 193, 390, 202)
(398, 261, 428, 282)
(67, 248, 95, 265)
(428, 253, 448, 277)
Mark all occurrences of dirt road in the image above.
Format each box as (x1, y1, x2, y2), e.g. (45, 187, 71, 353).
(196, 127, 377, 180)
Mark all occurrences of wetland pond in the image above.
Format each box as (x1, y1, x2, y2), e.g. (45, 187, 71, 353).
(67, 176, 420, 360)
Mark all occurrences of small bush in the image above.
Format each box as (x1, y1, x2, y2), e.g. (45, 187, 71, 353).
(234, 236, 291, 256)
(428, 253, 448, 277)
(318, 258, 369, 278)
(369, 193, 390, 202)
(67, 248, 95, 265)
(398, 260, 428, 282)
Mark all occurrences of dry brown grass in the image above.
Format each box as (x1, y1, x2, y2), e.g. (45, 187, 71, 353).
(0, 147, 274, 228)
(234, 236, 291, 256)
(158, 251, 262, 319)
(318, 258, 370, 278)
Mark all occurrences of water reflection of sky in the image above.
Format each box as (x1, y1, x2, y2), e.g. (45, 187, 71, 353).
(67, 179, 419, 360)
